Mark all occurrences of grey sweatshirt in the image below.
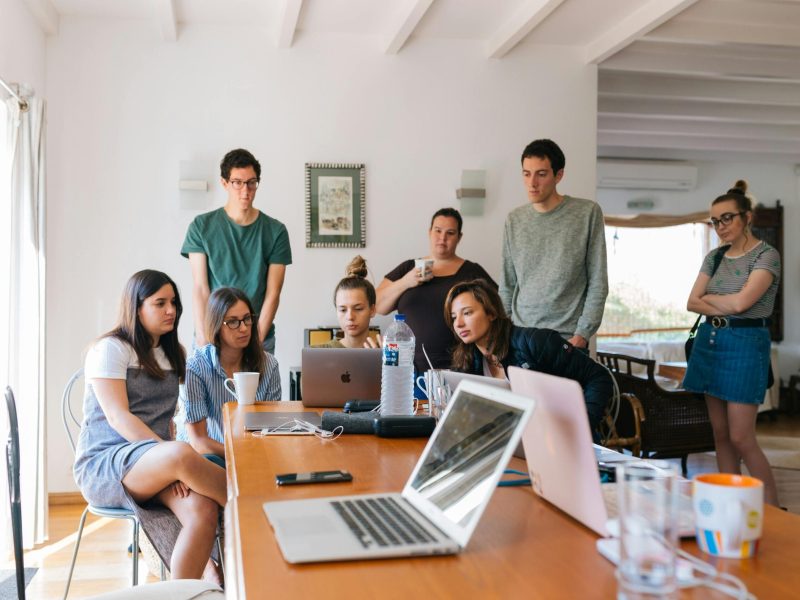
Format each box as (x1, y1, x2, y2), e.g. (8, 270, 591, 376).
(499, 195, 608, 340)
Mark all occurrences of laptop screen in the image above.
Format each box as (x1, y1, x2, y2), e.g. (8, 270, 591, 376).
(409, 389, 525, 527)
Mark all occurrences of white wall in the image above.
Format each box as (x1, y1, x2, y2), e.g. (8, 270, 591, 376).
(0, 0, 47, 94)
(597, 161, 800, 377)
(45, 19, 598, 491)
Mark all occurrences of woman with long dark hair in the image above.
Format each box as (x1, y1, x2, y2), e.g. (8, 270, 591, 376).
(177, 287, 281, 463)
(74, 270, 225, 581)
(683, 180, 780, 505)
(443, 278, 611, 436)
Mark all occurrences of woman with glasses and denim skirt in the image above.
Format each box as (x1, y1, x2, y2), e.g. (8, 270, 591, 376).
(176, 287, 281, 467)
(683, 180, 780, 506)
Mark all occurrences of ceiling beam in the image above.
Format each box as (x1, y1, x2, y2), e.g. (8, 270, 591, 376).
(601, 41, 800, 83)
(485, 0, 566, 59)
(648, 19, 800, 48)
(384, 0, 436, 55)
(599, 97, 800, 125)
(277, 0, 304, 49)
(598, 115, 800, 143)
(583, 0, 699, 65)
(599, 72, 800, 106)
(598, 131, 800, 155)
(22, 0, 58, 36)
(154, 0, 177, 42)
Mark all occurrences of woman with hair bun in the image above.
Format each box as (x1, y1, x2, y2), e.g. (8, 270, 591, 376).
(684, 180, 780, 505)
(315, 255, 378, 348)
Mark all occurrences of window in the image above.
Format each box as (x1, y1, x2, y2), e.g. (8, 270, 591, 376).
(599, 222, 714, 342)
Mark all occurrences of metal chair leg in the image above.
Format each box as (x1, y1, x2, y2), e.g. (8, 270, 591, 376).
(130, 517, 139, 586)
(216, 533, 225, 576)
(63, 506, 90, 600)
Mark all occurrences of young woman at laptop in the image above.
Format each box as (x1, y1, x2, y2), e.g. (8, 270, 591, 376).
(444, 278, 612, 437)
(177, 287, 281, 465)
(74, 270, 225, 582)
(683, 180, 780, 506)
(315, 255, 378, 349)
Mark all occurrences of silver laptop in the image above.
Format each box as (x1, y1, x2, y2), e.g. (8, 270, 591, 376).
(439, 370, 510, 393)
(301, 348, 382, 407)
(508, 367, 694, 537)
(243, 411, 322, 433)
(263, 381, 536, 563)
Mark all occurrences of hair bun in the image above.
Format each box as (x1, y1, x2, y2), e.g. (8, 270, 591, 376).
(345, 255, 368, 278)
(728, 179, 748, 196)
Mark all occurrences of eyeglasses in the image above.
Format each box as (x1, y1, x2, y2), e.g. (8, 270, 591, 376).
(223, 314, 256, 330)
(227, 178, 259, 191)
(710, 212, 745, 228)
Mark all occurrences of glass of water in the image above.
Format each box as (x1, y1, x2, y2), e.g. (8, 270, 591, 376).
(616, 461, 679, 600)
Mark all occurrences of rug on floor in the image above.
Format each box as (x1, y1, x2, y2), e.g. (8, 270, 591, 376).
(0, 567, 38, 600)
(706, 436, 800, 470)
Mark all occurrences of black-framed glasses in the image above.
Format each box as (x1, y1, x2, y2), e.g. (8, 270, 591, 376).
(223, 314, 256, 329)
(227, 178, 259, 191)
(710, 212, 745, 228)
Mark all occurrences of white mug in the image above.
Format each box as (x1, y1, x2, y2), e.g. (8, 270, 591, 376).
(223, 372, 260, 406)
(414, 258, 434, 282)
(693, 473, 764, 558)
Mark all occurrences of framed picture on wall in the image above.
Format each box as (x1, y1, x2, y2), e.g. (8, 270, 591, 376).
(305, 162, 366, 248)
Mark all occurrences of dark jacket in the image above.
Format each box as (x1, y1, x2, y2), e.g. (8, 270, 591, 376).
(467, 325, 612, 433)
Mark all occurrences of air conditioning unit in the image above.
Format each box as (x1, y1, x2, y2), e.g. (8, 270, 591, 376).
(597, 159, 698, 191)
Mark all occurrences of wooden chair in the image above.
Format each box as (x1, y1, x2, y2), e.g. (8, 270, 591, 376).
(5, 386, 26, 600)
(597, 352, 715, 474)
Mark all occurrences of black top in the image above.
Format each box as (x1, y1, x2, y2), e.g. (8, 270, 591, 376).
(385, 259, 497, 372)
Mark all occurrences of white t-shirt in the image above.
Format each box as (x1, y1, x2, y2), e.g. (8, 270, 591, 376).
(85, 337, 173, 379)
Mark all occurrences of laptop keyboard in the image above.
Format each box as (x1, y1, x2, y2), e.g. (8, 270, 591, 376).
(331, 496, 438, 549)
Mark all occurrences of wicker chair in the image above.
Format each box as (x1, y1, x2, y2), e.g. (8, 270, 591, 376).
(597, 352, 714, 474)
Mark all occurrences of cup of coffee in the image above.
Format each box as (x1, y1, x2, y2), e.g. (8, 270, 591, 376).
(414, 258, 434, 282)
(223, 372, 260, 406)
(693, 473, 763, 558)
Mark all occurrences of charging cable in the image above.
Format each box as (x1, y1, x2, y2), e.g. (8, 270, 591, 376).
(252, 419, 344, 441)
(498, 468, 531, 487)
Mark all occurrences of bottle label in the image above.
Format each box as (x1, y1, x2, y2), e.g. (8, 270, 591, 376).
(383, 343, 399, 366)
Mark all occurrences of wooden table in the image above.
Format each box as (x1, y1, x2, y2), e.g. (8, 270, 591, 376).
(223, 402, 800, 599)
(658, 361, 688, 382)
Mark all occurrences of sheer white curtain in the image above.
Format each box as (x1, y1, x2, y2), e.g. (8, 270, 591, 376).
(1, 90, 48, 553)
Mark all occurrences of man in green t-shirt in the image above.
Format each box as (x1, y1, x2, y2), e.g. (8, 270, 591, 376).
(182, 148, 292, 354)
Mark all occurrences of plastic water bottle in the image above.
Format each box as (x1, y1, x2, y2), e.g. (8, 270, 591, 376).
(380, 314, 415, 415)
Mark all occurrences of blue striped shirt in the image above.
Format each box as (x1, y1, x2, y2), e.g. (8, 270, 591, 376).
(175, 344, 281, 444)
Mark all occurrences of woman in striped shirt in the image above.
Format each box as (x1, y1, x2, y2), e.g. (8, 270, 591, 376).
(684, 180, 780, 505)
(177, 287, 281, 465)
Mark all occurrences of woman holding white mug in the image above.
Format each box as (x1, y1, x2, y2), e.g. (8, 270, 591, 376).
(177, 287, 280, 465)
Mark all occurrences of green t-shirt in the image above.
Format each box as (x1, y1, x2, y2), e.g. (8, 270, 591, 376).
(181, 208, 292, 338)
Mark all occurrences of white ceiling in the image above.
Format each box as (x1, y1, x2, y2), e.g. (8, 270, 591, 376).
(34, 0, 800, 162)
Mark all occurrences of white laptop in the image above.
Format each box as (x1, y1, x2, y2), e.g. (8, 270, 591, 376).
(301, 348, 382, 407)
(508, 367, 694, 538)
(262, 380, 536, 563)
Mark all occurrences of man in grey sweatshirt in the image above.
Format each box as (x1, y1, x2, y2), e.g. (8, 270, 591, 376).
(499, 139, 608, 350)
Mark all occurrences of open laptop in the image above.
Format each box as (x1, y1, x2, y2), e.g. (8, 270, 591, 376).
(263, 380, 536, 563)
(301, 348, 382, 408)
(243, 411, 321, 433)
(507, 367, 694, 538)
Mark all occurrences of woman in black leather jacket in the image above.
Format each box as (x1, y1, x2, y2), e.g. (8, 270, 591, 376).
(444, 278, 612, 435)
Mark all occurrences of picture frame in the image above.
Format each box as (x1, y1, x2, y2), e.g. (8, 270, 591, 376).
(305, 162, 366, 248)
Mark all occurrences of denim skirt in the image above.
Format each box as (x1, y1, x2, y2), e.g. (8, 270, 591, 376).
(682, 322, 770, 404)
